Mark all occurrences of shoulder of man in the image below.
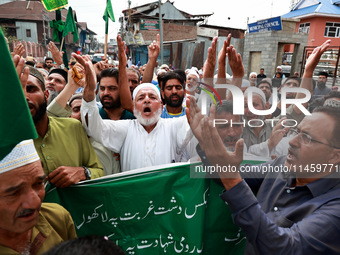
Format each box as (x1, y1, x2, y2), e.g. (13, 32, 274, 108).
(121, 109, 136, 120)
(39, 203, 77, 238)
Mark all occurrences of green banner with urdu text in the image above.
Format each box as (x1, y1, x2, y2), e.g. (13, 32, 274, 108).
(41, 0, 68, 12)
(44, 163, 250, 254)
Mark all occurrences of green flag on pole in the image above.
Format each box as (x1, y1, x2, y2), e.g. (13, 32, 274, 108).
(103, 0, 115, 34)
(0, 28, 37, 160)
(63, 7, 79, 43)
(41, 0, 68, 12)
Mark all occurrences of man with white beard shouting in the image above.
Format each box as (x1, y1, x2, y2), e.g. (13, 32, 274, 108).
(76, 36, 190, 171)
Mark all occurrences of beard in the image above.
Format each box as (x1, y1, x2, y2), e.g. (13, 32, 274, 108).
(32, 99, 47, 124)
(100, 96, 121, 109)
(317, 82, 326, 89)
(133, 107, 162, 127)
(163, 93, 184, 107)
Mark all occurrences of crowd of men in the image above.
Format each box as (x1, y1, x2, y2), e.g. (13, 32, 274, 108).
(1, 31, 340, 254)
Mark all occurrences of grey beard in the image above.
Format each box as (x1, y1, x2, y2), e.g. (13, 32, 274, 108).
(47, 90, 58, 105)
(133, 107, 162, 127)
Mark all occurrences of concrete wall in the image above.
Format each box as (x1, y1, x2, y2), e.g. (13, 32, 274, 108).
(243, 19, 308, 78)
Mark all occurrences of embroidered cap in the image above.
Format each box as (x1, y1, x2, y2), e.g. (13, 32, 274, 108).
(0, 140, 40, 174)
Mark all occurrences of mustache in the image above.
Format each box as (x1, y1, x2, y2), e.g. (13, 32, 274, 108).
(223, 137, 240, 143)
(102, 96, 113, 100)
(27, 102, 36, 110)
(17, 209, 35, 217)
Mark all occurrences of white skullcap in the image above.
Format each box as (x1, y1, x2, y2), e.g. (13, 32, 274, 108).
(0, 140, 40, 175)
(156, 68, 166, 76)
(276, 65, 282, 69)
(249, 72, 257, 77)
(187, 68, 199, 79)
(132, 83, 161, 101)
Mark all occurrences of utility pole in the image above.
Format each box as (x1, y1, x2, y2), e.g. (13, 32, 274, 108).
(128, 0, 132, 32)
(159, 0, 163, 64)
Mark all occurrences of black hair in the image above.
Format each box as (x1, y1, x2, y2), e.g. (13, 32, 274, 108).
(45, 57, 54, 62)
(98, 68, 119, 84)
(42, 235, 125, 255)
(161, 70, 186, 90)
(25, 61, 35, 67)
(318, 71, 329, 78)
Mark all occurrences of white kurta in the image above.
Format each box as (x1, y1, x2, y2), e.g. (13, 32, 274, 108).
(81, 99, 190, 171)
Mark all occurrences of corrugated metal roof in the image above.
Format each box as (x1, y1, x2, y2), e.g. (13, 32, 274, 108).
(0, 1, 67, 21)
(282, 0, 340, 18)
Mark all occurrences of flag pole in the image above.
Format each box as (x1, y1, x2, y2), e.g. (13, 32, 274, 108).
(59, 37, 65, 52)
(104, 33, 108, 60)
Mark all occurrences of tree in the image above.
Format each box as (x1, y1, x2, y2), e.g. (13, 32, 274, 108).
(0, 25, 18, 50)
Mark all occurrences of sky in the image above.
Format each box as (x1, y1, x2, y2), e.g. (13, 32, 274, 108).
(67, 0, 295, 42)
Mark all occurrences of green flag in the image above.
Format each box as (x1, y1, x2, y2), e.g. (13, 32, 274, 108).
(103, 0, 115, 34)
(0, 28, 37, 160)
(63, 7, 79, 43)
(41, 0, 68, 12)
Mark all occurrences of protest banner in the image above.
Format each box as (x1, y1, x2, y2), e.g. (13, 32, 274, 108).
(43, 162, 263, 254)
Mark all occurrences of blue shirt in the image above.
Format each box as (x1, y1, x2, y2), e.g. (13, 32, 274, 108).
(221, 157, 340, 254)
(314, 85, 331, 96)
(197, 148, 340, 255)
(161, 105, 186, 119)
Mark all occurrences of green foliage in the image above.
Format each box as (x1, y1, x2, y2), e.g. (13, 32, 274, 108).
(0, 25, 18, 45)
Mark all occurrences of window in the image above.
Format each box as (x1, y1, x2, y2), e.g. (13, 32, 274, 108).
(324, 22, 340, 38)
(298, 23, 310, 34)
(26, 29, 31, 37)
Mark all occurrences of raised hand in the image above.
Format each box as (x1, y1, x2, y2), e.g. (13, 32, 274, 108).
(188, 96, 243, 189)
(11, 43, 25, 58)
(48, 41, 64, 66)
(203, 37, 218, 79)
(117, 34, 127, 67)
(304, 39, 331, 77)
(94, 59, 109, 75)
(148, 34, 160, 60)
(217, 34, 231, 80)
(13, 55, 29, 92)
(142, 34, 160, 83)
(72, 53, 97, 102)
(267, 118, 290, 152)
(227, 45, 244, 79)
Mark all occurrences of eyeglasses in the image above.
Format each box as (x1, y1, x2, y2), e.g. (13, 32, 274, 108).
(289, 128, 340, 149)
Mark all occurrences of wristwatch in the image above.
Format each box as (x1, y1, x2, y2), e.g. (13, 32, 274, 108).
(83, 166, 91, 180)
(58, 64, 65, 69)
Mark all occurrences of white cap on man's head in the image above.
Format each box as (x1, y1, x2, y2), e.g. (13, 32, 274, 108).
(0, 140, 40, 175)
(132, 83, 161, 101)
(187, 68, 199, 79)
(276, 65, 282, 70)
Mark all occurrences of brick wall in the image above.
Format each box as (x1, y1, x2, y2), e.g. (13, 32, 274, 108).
(141, 22, 197, 43)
